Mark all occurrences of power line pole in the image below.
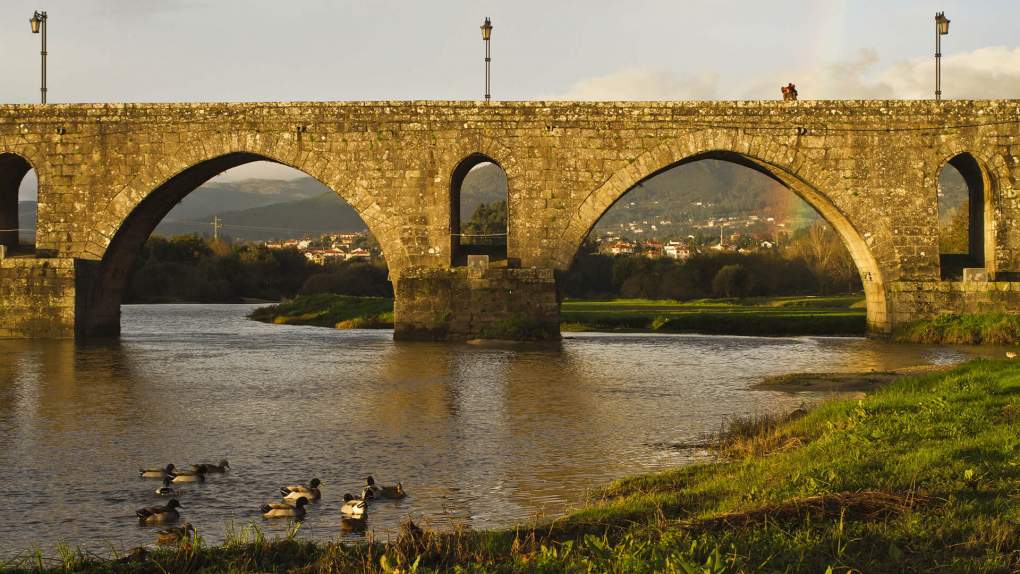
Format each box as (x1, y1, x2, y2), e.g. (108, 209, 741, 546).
(212, 216, 222, 241)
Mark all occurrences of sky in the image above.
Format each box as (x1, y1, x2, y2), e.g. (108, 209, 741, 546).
(5, 0, 1020, 189)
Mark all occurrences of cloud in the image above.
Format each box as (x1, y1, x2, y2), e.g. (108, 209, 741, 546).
(561, 46, 1020, 101)
(744, 48, 896, 100)
(882, 46, 1020, 99)
(556, 67, 719, 101)
(760, 46, 1020, 100)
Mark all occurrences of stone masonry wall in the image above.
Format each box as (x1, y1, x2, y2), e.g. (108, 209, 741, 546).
(0, 258, 76, 337)
(890, 281, 1020, 327)
(394, 267, 559, 341)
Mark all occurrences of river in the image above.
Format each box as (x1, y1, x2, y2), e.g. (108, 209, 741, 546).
(0, 304, 998, 557)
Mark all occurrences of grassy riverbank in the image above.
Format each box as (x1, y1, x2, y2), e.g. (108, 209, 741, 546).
(250, 293, 867, 336)
(561, 294, 866, 336)
(895, 312, 1020, 346)
(248, 294, 393, 329)
(10, 358, 1019, 573)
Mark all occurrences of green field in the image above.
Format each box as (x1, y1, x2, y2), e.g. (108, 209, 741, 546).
(561, 294, 867, 336)
(11, 358, 1019, 572)
(249, 294, 867, 337)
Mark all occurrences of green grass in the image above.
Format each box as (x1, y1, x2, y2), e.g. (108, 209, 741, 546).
(561, 294, 867, 336)
(10, 359, 1020, 573)
(895, 312, 1020, 345)
(248, 294, 394, 329)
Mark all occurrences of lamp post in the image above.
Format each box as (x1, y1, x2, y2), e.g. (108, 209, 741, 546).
(480, 17, 492, 102)
(30, 10, 48, 104)
(935, 11, 950, 102)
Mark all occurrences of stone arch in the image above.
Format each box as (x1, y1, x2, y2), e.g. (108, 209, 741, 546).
(932, 149, 999, 278)
(76, 151, 403, 337)
(0, 152, 35, 253)
(555, 142, 891, 333)
(449, 152, 509, 265)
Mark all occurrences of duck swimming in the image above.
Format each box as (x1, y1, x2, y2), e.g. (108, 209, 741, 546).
(156, 523, 195, 545)
(340, 493, 368, 519)
(365, 476, 406, 499)
(191, 459, 230, 474)
(261, 497, 308, 519)
(280, 478, 321, 501)
(136, 499, 183, 524)
(139, 464, 175, 479)
(155, 476, 182, 497)
(171, 468, 206, 484)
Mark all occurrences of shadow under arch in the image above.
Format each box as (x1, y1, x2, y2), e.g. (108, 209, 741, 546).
(936, 152, 995, 279)
(0, 152, 34, 252)
(450, 152, 508, 265)
(562, 149, 890, 334)
(77, 151, 393, 337)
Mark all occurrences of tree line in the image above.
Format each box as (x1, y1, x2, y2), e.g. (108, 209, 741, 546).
(124, 235, 391, 303)
(128, 219, 859, 304)
(560, 222, 861, 300)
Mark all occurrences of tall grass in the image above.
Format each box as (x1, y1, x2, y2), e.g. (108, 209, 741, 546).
(895, 312, 1020, 345)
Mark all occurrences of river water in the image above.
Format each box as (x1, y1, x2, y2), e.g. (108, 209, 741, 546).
(0, 304, 998, 556)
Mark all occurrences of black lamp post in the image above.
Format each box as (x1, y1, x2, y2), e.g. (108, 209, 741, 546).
(480, 17, 492, 102)
(935, 12, 950, 102)
(30, 10, 48, 104)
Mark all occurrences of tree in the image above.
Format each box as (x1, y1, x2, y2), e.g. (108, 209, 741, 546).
(712, 264, 753, 298)
(939, 201, 969, 254)
(463, 200, 507, 245)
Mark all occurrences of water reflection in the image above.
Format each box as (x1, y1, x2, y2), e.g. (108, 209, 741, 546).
(0, 305, 1000, 556)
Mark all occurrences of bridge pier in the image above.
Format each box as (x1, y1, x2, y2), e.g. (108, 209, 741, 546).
(393, 263, 560, 341)
(0, 257, 77, 338)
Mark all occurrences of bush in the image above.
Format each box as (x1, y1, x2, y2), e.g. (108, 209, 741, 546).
(712, 264, 754, 298)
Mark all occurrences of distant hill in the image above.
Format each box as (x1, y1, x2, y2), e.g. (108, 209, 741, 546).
(460, 163, 508, 216)
(186, 192, 368, 241)
(155, 178, 330, 236)
(591, 160, 819, 235)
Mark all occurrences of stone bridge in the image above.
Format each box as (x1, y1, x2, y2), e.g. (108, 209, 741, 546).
(1, 100, 1019, 339)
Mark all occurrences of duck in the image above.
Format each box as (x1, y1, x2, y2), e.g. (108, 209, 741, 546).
(171, 468, 206, 484)
(191, 459, 230, 474)
(1007, 351, 1017, 359)
(261, 497, 308, 519)
(364, 476, 406, 499)
(155, 476, 182, 497)
(340, 493, 368, 519)
(340, 516, 368, 533)
(139, 464, 175, 479)
(155, 522, 195, 545)
(136, 499, 183, 524)
(280, 478, 321, 501)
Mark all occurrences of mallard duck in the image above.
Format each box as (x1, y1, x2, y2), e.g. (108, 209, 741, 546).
(340, 516, 367, 533)
(156, 523, 195, 545)
(364, 476, 406, 499)
(280, 478, 321, 501)
(340, 493, 368, 519)
(261, 497, 308, 519)
(136, 499, 182, 524)
(191, 459, 230, 474)
(171, 468, 206, 483)
(139, 464, 175, 479)
(155, 476, 182, 497)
